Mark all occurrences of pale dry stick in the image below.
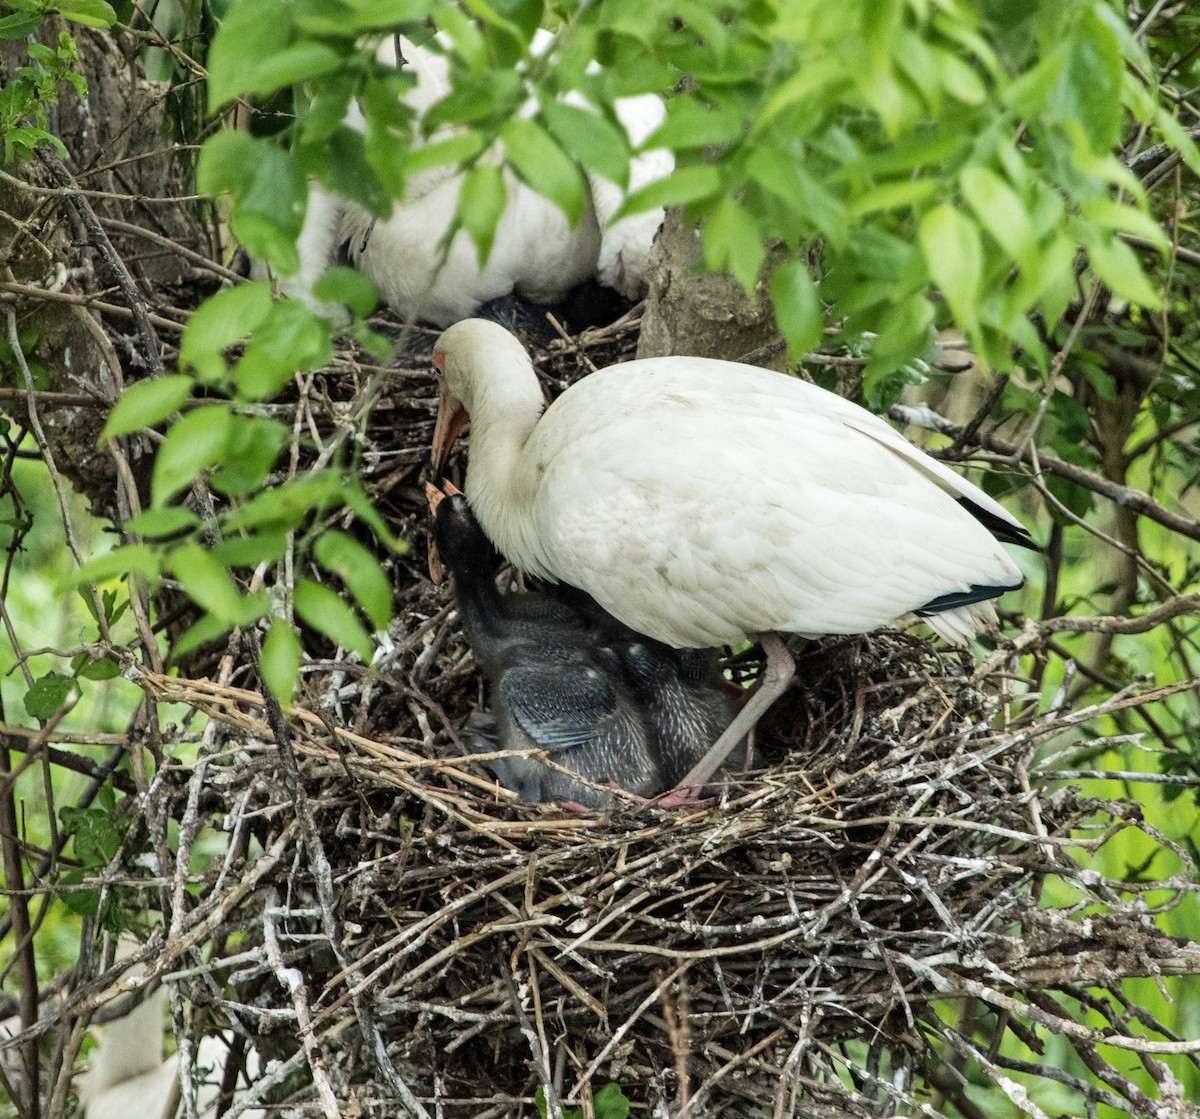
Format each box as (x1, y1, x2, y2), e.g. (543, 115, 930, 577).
(251, 630, 433, 1119)
(569, 963, 691, 1099)
(900, 952, 1200, 1055)
(977, 598, 1200, 679)
(545, 312, 599, 374)
(100, 218, 242, 284)
(0, 165, 209, 207)
(496, 960, 566, 1119)
(38, 154, 164, 377)
(0, 282, 186, 332)
(262, 895, 341, 1119)
(680, 1027, 788, 1119)
(890, 402, 1200, 544)
(772, 1006, 821, 1119)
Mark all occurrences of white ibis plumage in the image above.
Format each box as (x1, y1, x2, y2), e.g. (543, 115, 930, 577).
(429, 318, 1033, 799)
(288, 34, 669, 326)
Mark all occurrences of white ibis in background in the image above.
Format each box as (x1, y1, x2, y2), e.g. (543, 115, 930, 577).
(427, 479, 664, 806)
(78, 945, 262, 1119)
(288, 34, 669, 326)
(429, 319, 1034, 800)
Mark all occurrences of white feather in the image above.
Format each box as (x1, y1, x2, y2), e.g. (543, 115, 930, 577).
(78, 950, 263, 1119)
(282, 33, 669, 322)
(439, 319, 1027, 649)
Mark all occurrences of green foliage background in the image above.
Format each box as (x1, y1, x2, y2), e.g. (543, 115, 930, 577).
(1, 0, 1199, 1115)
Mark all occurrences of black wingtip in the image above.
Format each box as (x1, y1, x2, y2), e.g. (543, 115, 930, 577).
(915, 579, 1025, 616)
(958, 496, 1040, 552)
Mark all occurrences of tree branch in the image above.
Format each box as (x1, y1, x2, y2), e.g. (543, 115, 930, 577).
(890, 403, 1200, 543)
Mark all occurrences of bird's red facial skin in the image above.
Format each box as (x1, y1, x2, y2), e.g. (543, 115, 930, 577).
(432, 349, 446, 370)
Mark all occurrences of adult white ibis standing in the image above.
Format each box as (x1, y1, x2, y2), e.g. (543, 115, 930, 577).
(430, 319, 1033, 800)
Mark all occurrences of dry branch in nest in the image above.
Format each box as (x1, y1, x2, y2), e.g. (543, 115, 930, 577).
(48, 617, 1200, 1116)
(3, 307, 1200, 1119)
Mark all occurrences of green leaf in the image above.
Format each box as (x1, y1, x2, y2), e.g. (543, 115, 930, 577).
(169, 543, 248, 625)
(151, 405, 232, 507)
(702, 198, 762, 294)
(314, 531, 392, 631)
(862, 294, 935, 407)
(178, 283, 273, 384)
(847, 178, 937, 219)
(458, 163, 508, 265)
(260, 620, 302, 707)
(56, 868, 100, 916)
(221, 473, 344, 534)
(0, 12, 43, 37)
(60, 807, 123, 868)
(294, 579, 373, 661)
(240, 42, 344, 100)
(501, 118, 589, 226)
(210, 533, 289, 567)
(918, 204, 982, 335)
(653, 99, 744, 151)
(404, 133, 486, 179)
(100, 375, 193, 442)
(125, 507, 200, 539)
(207, 0, 294, 111)
(935, 51, 986, 107)
(1050, 9, 1121, 155)
(1085, 234, 1162, 309)
(959, 166, 1036, 270)
(312, 267, 378, 319)
(1080, 199, 1167, 252)
(746, 150, 846, 247)
(618, 164, 721, 217)
(770, 262, 822, 363)
(1152, 107, 1200, 177)
(208, 415, 289, 497)
(75, 655, 121, 681)
(74, 544, 162, 587)
(199, 135, 307, 274)
(50, 0, 117, 29)
(343, 484, 408, 554)
(173, 612, 238, 659)
(25, 671, 76, 719)
(231, 300, 332, 400)
(300, 125, 391, 220)
(541, 99, 631, 187)
(591, 1084, 630, 1119)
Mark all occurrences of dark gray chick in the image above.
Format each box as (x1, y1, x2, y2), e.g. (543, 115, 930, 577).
(546, 582, 750, 789)
(427, 480, 662, 808)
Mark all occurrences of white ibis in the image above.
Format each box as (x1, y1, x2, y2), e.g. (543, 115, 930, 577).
(79, 945, 262, 1119)
(429, 318, 1033, 799)
(427, 480, 663, 806)
(287, 34, 669, 326)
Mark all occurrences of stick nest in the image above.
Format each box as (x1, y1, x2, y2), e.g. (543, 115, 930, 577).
(48, 313, 1200, 1119)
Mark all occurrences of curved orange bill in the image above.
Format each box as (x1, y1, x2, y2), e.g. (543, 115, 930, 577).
(424, 478, 464, 585)
(431, 378, 470, 471)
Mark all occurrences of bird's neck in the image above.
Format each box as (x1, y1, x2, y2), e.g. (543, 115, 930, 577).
(464, 380, 549, 576)
(448, 563, 505, 649)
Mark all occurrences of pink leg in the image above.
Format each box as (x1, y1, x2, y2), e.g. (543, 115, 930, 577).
(660, 633, 794, 806)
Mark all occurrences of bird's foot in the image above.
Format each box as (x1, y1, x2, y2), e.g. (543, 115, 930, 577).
(657, 783, 705, 808)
